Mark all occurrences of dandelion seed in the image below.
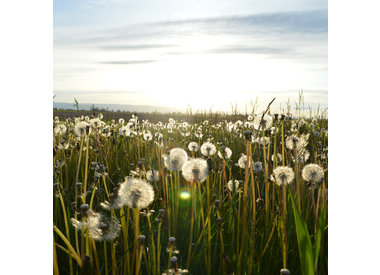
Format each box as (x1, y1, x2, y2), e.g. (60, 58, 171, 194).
(285, 134, 308, 151)
(163, 148, 188, 171)
(181, 158, 209, 183)
(200, 142, 216, 157)
(188, 142, 199, 152)
(272, 166, 295, 186)
(118, 178, 155, 209)
(302, 163, 324, 184)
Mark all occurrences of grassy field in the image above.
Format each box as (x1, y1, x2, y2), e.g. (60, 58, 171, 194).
(53, 105, 328, 274)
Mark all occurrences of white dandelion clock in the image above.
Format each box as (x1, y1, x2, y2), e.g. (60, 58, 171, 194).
(218, 147, 232, 160)
(253, 114, 273, 130)
(146, 169, 159, 182)
(54, 124, 67, 135)
(118, 178, 155, 209)
(302, 164, 324, 184)
(227, 180, 242, 192)
(182, 158, 209, 183)
(164, 148, 188, 171)
(272, 166, 295, 186)
(143, 130, 153, 141)
(252, 161, 263, 172)
(89, 118, 104, 128)
(200, 142, 217, 157)
(188, 142, 199, 152)
(74, 121, 91, 136)
(237, 154, 250, 169)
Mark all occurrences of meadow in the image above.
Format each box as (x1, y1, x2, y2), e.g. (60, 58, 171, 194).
(53, 102, 328, 275)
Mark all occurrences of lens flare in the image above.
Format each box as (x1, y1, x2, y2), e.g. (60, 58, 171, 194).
(179, 191, 191, 200)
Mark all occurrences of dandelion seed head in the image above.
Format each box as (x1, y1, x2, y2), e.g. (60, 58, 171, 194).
(237, 154, 250, 169)
(218, 147, 232, 159)
(302, 163, 324, 184)
(118, 178, 155, 209)
(74, 121, 91, 137)
(253, 114, 273, 130)
(188, 142, 199, 152)
(227, 180, 242, 192)
(200, 142, 216, 157)
(146, 169, 159, 182)
(272, 166, 295, 186)
(182, 158, 209, 183)
(164, 148, 188, 171)
(253, 161, 263, 172)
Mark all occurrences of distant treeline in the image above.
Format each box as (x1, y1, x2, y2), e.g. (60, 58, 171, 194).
(53, 108, 250, 124)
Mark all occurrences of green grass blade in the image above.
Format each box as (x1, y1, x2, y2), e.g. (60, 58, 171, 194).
(288, 187, 315, 275)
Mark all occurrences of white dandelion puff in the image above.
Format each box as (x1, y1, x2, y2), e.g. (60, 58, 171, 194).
(188, 142, 199, 152)
(200, 142, 217, 157)
(272, 166, 295, 186)
(237, 154, 250, 169)
(302, 164, 324, 184)
(227, 180, 242, 192)
(146, 170, 159, 182)
(253, 114, 273, 130)
(54, 124, 67, 135)
(163, 148, 188, 171)
(118, 178, 155, 209)
(252, 161, 263, 172)
(74, 121, 91, 137)
(218, 147, 232, 160)
(181, 158, 209, 183)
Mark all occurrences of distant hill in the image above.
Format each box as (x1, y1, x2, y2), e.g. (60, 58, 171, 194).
(53, 102, 185, 113)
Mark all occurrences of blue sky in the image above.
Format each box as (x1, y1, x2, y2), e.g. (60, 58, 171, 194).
(54, 0, 327, 112)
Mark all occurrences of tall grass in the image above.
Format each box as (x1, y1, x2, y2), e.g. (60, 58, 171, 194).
(53, 102, 328, 274)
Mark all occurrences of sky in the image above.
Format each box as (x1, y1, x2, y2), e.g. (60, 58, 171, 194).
(54, 0, 327, 113)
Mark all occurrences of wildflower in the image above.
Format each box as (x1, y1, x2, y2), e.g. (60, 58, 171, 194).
(74, 121, 91, 137)
(302, 164, 324, 184)
(188, 142, 199, 152)
(292, 149, 310, 163)
(259, 137, 269, 146)
(253, 114, 273, 130)
(163, 148, 188, 171)
(252, 161, 263, 172)
(143, 130, 153, 141)
(237, 154, 250, 169)
(146, 169, 159, 182)
(118, 178, 155, 209)
(272, 166, 295, 186)
(119, 118, 125, 124)
(89, 118, 104, 128)
(200, 142, 216, 157)
(54, 124, 67, 135)
(119, 125, 131, 137)
(271, 153, 283, 163)
(285, 134, 308, 151)
(71, 212, 121, 241)
(218, 146, 232, 160)
(247, 114, 254, 121)
(182, 158, 209, 183)
(227, 180, 243, 192)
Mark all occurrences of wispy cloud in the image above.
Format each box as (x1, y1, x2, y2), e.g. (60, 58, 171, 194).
(98, 60, 158, 65)
(98, 44, 176, 51)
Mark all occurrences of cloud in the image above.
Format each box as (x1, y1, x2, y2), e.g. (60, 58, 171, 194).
(56, 9, 327, 46)
(98, 44, 176, 51)
(98, 60, 158, 65)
